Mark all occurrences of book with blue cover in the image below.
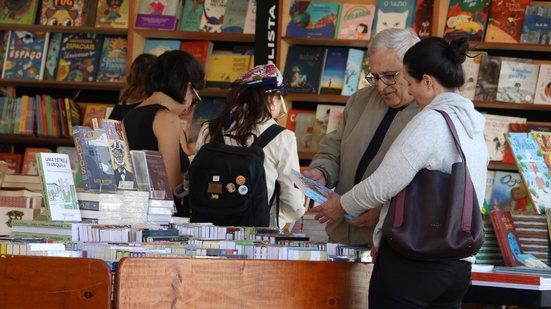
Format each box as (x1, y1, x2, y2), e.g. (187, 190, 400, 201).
(319, 47, 348, 95)
(286, 1, 340, 38)
(371, 0, 417, 38)
(143, 39, 180, 56)
(180, 0, 204, 31)
(1, 30, 49, 80)
(222, 0, 248, 33)
(520, 6, 551, 45)
(43, 32, 63, 80)
(283, 45, 326, 94)
(341, 48, 365, 96)
(56, 33, 102, 82)
(96, 36, 127, 82)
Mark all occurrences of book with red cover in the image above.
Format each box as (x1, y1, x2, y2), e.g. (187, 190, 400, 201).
(180, 40, 213, 72)
(490, 210, 523, 267)
(484, 0, 531, 43)
(21, 147, 52, 175)
(0, 153, 22, 174)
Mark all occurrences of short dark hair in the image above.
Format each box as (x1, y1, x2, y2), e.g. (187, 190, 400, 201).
(403, 37, 469, 89)
(146, 50, 205, 103)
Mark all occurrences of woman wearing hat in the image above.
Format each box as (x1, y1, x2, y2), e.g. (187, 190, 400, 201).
(195, 64, 305, 228)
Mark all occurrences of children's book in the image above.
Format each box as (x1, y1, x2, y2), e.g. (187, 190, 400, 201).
(82, 104, 108, 127)
(335, 3, 375, 40)
(0, 0, 39, 24)
(56, 33, 102, 82)
(319, 47, 348, 95)
(43, 32, 63, 80)
(200, 0, 228, 33)
(205, 53, 253, 88)
(293, 110, 316, 153)
(135, 0, 181, 30)
(490, 170, 522, 211)
(96, 36, 127, 82)
(483, 114, 526, 161)
(371, 0, 417, 38)
(180, 40, 213, 71)
(474, 55, 531, 102)
(484, 0, 530, 43)
(520, 6, 551, 45)
(310, 104, 335, 153)
(143, 39, 180, 56)
(530, 131, 551, 174)
(1, 31, 49, 80)
(35, 152, 81, 222)
(490, 210, 523, 267)
(39, 0, 84, 26)
(458, 51, 483, 100)
(22, 147, 52, 176)
(326, 106, 345, 134)
(534, 64, 551, 105)
(286, 1, 340, 38)
(0, 153, 22, 174)
(290, 169, 332, 204)
(180, 0, 204, 31)
(221, 0, 248, 33)
(443, 0, 491, 42)
(283, 46, 326, 94)
(496, 61, 540, 104)
(341, 48, 364, 96)
(413, 0, 434, 39)
(286, 109, 309, 132)
(95, 0, 129, 28)
(243, 0, 256, 34)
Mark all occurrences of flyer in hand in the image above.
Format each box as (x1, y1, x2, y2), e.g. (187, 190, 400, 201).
(290, 169, 333, 204)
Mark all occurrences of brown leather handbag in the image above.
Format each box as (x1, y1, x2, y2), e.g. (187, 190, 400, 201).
(381, 110, 484, 260)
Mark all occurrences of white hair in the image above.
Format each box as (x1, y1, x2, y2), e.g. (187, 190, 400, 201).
(368, 28, 421, 61)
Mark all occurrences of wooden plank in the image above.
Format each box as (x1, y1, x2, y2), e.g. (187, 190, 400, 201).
(0, 254, 112, 309)
(115, 258, 371, 309)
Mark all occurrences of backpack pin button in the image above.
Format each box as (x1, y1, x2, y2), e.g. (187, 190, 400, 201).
(236, 176, 246, 185)
(238, 185, 248, 195)
(226, 183, 236, 193)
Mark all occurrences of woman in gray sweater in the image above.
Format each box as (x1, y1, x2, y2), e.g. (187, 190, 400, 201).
(313, 37, 488, 308)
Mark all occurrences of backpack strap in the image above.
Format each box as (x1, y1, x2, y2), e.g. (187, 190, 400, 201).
(253, 124, 286, 148)
(270, 181, 280, 227)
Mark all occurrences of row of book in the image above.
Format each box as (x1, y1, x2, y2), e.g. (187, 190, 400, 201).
(0, 30, 127, 82)
(0, 0, 128, 28)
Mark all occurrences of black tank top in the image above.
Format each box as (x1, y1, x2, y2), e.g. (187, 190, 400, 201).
(123, 104, 190, 173)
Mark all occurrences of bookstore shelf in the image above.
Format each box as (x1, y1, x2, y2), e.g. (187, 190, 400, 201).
(469, 41, 551, 53)
(0, 24, 127, 36)
(0, 79, 124, 91)
(198, 88, 230, 98)
(474, 101, 551, 112)
(282, 36, 370, 48)
(0, 134, 73, 146)
(134, 29, 255, 42)
(487, 161, 517, 172)
(286, 93, 349, 104)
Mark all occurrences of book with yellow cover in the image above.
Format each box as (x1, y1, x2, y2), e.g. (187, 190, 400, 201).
(205, 54, 253, 88)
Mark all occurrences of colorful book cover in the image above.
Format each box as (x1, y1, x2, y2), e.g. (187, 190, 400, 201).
(180, 40, 213, 71)
(530, 131, 551, 174)
(490, 210, 523, 267)
(1, 31, 49, 80)
(221, 0, 248, 33)
(56, 33, 102, 82)
(534, 64, 551, 105)
(335, 3, 375, 40)
(180, 0, 203, 31)
(484, 0, 531, 43)
(135, 0, 181, 30)
(283, 46, 326, 94)
(474, 55, 531, 102)
(0, 153, 22, 174)
(496, 61, 540, 104)
(293, 110, 315, 152)
(91, 118, 135, 190)
(95, 0, 129, 28)
(0, 31, 9, 73)
(143, 150, 172, 200)
(413, 0, 434, 39)
(483, 114, 526, 161)
(243, 0, 256, 34)
(286, 1, 340, 38)
(490, 170, 522, 211)
(22, 147, 52, 175)
(0, 0, 40, 24)
(35, 152, 81, 222)
(341, 48, 364, 96)
(200, 0, 228, 33)
(443, 0, 491, 42)
(319, 47, 347, 95)
(290, 169, 332, 204)
(72, 126, 117, 192)
(43, 32, 63, 81)
(506, 132, 551, 214)
(40, 0, 84, 26)
(82, 104, 108, 127)
(326, 106, 344, 134)
(143, 38, 180, 56)
(187, 97, 224, 154)
(371, 0, 417, 38)
(96, 36, 127, 82)
(520, 6, 551, 45)
(458, 51, 483, 100)
(205, 53, 253, 88)
(286, 109, 308, 132)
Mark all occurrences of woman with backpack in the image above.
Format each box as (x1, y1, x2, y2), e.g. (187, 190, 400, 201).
(193, 64, 305, 228)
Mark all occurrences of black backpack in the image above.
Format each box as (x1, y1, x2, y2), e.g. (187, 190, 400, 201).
(189, 124, 285, 227)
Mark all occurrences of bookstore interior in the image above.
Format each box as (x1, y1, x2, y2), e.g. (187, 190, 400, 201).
(0, 0, 551, 308)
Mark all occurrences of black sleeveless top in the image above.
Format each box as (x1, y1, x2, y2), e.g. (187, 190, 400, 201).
(123, 104, 190, 173)
(109, 102, 140, 121)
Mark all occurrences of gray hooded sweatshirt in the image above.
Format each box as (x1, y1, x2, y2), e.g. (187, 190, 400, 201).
(340, 92, 489, 248)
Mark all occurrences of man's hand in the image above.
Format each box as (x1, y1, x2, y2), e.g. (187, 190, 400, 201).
(347, 206, 381, 228)
(310, 191, 344, 224)
(303, 168, 327, 186)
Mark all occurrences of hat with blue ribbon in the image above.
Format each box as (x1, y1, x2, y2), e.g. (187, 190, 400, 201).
(232, 63, 285, 93)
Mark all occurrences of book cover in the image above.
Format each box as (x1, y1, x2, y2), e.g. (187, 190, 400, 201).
(96, 36, 127, 82)
(474, 55, 531, 102)
(506, 132, 551, 214)
(310, 104, 336, 153)
(143, 38, 180, 56)
(82, 104, 108, 127)
(35, 152, 81, 222)
(319, 47, 347, 95)
(496, 61, 540, 104)
(55, 146, 78, 174)
(0, 153, 22, 174)
(72, 126, 117, 192)
(413, 0, 434, 39)
(91, 118, 135, 190)
(205, 53, 253, 88)
(39, 0, 84, 26)
(0, 0, 39, 24)
(534, 64, 551, 105)
(490, 170, 522, 211)
(293, 110, 316, 153)
(530, 131, 551, 174)
(135, 0, 181, 30)
(286, 109, 310, 132)
(371, 0, 417, 38)
(130, 150, 150, 192)
(56, 33, 102, 82)
(326, 106, 344, 134)
(490, 209, 523, 267)
(22, 147, 52, 176)
(335, 3, 374, 40)
(283, 46, 326, 94)
(200, 0, 228, 33)
(520, 6, 551, 45)
(1, 31, 49, 80)
(95, 0, 129, 28)
(484, 0, 531, 43)
(502, 122, 529, 165)
(458, 51, 483, 100)
(143, 150, 172, 200)
(43, 32, 63, 81)
(290, 169, 332, 204)
(180, 40, 213, 71)
(243, 0, 256, 34)
(187, 97, 224, 154)
(341, 48, 364, 96)
(180, 0, 203, 31)
(443, 0, 491, 42)
(221, 0, 248, 33)
(483, 113, 526, 161)
(286, 1, 340, 38)
(0, 207, 41, 236)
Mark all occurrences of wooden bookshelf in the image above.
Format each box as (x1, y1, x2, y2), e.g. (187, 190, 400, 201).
(0, 134, 73, 146)
(0, 79, 124, 91)
(0, 24, 127, 35)
(133, 29, 254, 42)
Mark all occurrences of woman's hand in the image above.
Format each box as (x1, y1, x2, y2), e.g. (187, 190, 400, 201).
(347, 207, 381, 228)
(311, 191, 344, 224)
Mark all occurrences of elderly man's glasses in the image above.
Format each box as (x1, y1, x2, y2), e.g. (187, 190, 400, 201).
(365, 71, 400, 86)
